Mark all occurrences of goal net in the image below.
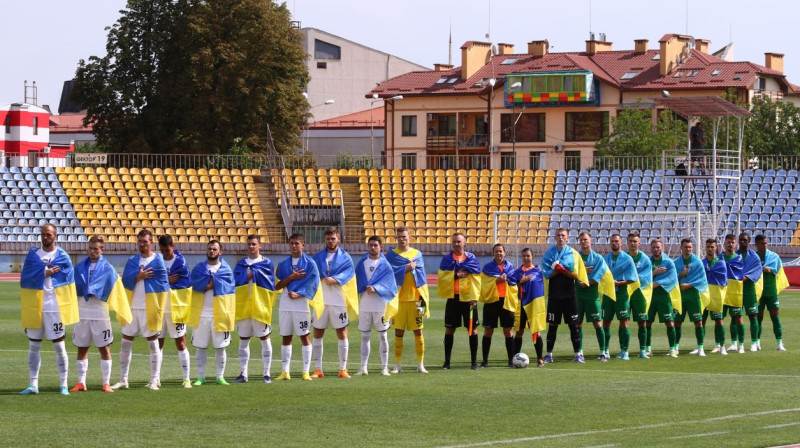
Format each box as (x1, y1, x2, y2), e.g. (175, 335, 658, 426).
(491, 211, 702, 267)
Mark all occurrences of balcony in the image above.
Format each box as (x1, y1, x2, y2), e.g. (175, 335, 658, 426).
(426, 133, 488, 150)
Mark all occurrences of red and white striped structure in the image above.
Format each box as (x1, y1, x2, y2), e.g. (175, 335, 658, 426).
(0, 103, 73, 167)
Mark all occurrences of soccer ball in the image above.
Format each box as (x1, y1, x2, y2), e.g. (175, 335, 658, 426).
(512, 353, 530, 368)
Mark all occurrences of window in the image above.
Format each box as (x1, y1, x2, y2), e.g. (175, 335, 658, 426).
(687, 70, 700, 78)
(652, 54, 661, 60)
(436, 78, 448, 84)
(757, 78, 766, 90)
(32, 116, 38, 136)
(500, 113, 545, 142)
(437, 115, 456, 136)
(621, 72, 638, 80)
(564, 151, 581, 172)
(500, 152, 516, 170)
(317, 61, 327, 69)
(565, 112, 609, 141)
(733, 73, 744, 80)
(500, 58, 518, 65)
(314, 39, 341, 59)
(529, 152, 545, 170)
(401, 116, 417, 136)
(401, 153, 417, 170)
(4, 115, 9, 134)
(711, 69, 722, 76)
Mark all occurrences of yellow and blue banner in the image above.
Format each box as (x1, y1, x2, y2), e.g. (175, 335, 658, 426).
(122, 253, 169, 332)
(438, 251, 481, 302)
(674, 254, 711, 312)
(386, 247, 429, 306)
(190, 259, 236, 332)
(313, 247, 359, 320)
(234, 257, 276, 324)
(509, 265, 546, 334)
(761, 249, 790, 295)
(166, 249, 192, 323)
(541, 245, 588, 298)
(605, 251, 641, 300)
(631, 252, 653, 312)
(276, 254, 324, 318)
(740, 249, 765, 301)
(355, 253, 399, 321)
(703, 256, 728, 313)
(722, 252, 744, 307)
(583, 250, 616, 302)
(20, 246, 79, 328)
(480, 259, 519, 313)
(651, 256, 682, 313)
(75, 256, 131, 325)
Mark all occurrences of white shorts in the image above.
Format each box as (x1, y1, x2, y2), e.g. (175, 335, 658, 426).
(160, 312, 187, 339)
(25, 311, 66, 341)
(237, 318, 271, 339)
(312, 305, 349, 330)
(191, 317, 231, 349)
(358, 311, 390, 333)
(279, 310, 311, 337)
(72, 319, 114, 348)
(121, 309, 160, 339)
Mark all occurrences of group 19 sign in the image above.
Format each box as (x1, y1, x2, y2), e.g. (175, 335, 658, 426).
(74, 153, 108, 164)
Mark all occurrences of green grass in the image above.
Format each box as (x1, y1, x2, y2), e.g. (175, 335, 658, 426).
(1, 283, 800, 447)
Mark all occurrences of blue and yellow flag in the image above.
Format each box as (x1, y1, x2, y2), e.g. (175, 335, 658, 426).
(761, 249, 790, 295)
(509, 265, 546, 334)
(75, 256, 131, 325)
(20, 246, 79, 328)
(355, 253, 399, 321)
(189, 259, 236, 332)
(631, 252, 653, 313)
(276, 254, 324, 318)
(438, 251, 481, 302)
(651, 255, 682, 313)
(313, 247, 359, 320)
(166, 249, 192, 324)
(605, 251, 641, 300)
(582, 250, 616, 302)
(480, 259, 519, 313)
(703, 256, 728, 313)
(722, 252, 744, 307)
(386, 247, 429, 307)
(233, 257, 276, 324)
(674, 254, 711, 312)
(122, 253, 169, 332)
(740, 248, 765, 301)
(541, 245, 588, 298)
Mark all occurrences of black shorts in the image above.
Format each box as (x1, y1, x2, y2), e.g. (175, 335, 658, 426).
(444, 295, 479, 328)
(517, 306, 528, 333)
(546, 296, 580, 325)
(482, 298, 515, 329)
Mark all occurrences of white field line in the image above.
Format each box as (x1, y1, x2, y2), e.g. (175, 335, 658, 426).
(763, 422, 800, 429)
(669, 431, 729, 439)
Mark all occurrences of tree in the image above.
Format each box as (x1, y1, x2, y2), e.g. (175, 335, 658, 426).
(73, 0, 309, 154)
(595, 106, 686, 156)
(743, 97, 800, 157)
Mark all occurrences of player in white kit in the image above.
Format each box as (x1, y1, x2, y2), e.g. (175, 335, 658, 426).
(157, 235, 193, 388)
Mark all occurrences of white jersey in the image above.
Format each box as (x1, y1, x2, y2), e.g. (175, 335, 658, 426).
(245, 255, 264, 296)
(131, 254, 156, 310)
(163, 256, 177, 314)
(78, 261, 110, 320)
(360, 257, 385, 313)
(321, 250, 345, 307)
(200, 262, 223, 318)
(36, 248, 58, 312)
(279, 257, 311, 312)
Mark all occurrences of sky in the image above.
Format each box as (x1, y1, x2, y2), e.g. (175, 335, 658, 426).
(2, 0, 798, 113)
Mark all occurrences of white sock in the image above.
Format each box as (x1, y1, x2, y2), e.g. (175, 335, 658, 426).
(378, 331, 389, 369)
(338, 338, 349, 371)
(178, 349, 191, 381)
(215, 348, 227, 379)
(360, 331, 371, 368)
(119, 339, 133, 382)
(238, 339, 250, 377)
(196, 348, 208, 379)
(76, 358, 88, 384)
(281, 345, 292, 373)
(312, 338, 323, 371)
(301, 344, 312, 373)
(54, 340, 69, 388)
(28, 340, 42, 388)
(100, 359, 112, 385)
(260, 338, 272, 378)
(148, 339, 162, 382)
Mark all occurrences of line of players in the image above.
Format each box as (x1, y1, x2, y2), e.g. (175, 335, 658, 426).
(18, 224, 788, 394)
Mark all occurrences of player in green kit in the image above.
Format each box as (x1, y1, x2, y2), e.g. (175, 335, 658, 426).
(645, 239, 679, 357)
(755, 235, 787, 351)
(627, 233, 653, 359)
(701, 239, 728, 355)
(602, 234, 638, 360)
(575, 232, 611, 362)
(737, 233, 763, 352)
(721, 234, 745, 354)
(673, 239, 709, 357)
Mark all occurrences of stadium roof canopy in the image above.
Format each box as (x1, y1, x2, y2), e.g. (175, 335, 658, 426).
(654, 95, 751, 118)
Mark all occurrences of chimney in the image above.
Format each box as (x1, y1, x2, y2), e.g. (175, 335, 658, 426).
(586, 39, 613, 55)
(527, 40, 549, 57)
(497, 43, 515, 55)
(634, 39, 648, 54)
(460, 41, 492, 80)
(695, 39, 710, 54)
(659, 33, 693, 75)
(434, 63, 454, 72)
(765, 53, 784, 74)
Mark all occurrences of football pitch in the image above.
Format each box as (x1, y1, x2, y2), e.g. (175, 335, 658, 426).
(1, 283, 799, 448)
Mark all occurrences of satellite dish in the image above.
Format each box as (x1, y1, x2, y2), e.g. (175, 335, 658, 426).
(491, 44, 498, 55)
(553, 144, 564, 152)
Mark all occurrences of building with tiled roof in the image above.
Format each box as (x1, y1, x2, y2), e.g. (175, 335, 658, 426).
(368, 33, 795, 171)
(303, 106, 387, 162)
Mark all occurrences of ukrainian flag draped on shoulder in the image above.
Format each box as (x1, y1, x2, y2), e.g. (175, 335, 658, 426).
(385, 247, 429, 304)
(233, 257, 276, 324)
(740, 249, 764, 300)
(703, 256, 727, 313)
(313, 247, 359, 319)
(541, 245, 588, 297)
(20, 246, 79, 328)
(75, 256, 131, 325)
(355, 253, 399, 321)
(189, 259, 236, 332)
(722, 253, 744, 307)
(651, 256, 682, 313)
(674, 254, 710, 312)
(122, 253, 169, 332)
(509, 266, 546, 334)
(480, 259, 519, 313)
(166, 249, 192, 323)
(438, 252, 481, 302)
(631, 253, 653, 312)
(605, 252, 641, 299)
(276, 254, 324, 317)
(584, 250, 615, 301)
(762, 249, 790, 295)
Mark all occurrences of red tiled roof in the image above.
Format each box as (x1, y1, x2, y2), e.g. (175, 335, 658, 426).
(49, 112, 92, 133)
(310, 107, 384, 129)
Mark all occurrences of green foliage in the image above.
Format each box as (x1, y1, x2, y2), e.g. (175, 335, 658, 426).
(283, 151, 317, 170)
(743, 97, 800, 157)
(595, 105, 686, 156)
(72, 142, 102, 153)
(73, 0, 309, 155)
(334, 152, 377, 170)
